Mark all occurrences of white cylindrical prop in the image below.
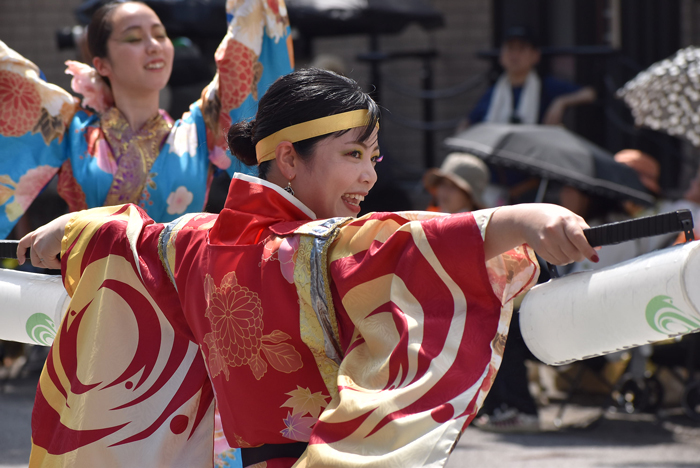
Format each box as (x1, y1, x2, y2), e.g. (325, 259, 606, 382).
(520, 241, 700, 366)
(0, 269, 70, 346)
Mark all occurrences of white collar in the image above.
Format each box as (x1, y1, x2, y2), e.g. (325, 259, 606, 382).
(232, 172, 317, 220)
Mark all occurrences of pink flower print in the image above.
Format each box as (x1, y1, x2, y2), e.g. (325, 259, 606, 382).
(485, 248, 538, 305)
(260, 236, 299, 283)
(95, 139, 117, 174)
(208, 146, 231, 170)
(278, 236, 300, 284)
(64, 61, 114, 113)
(166, 186, 193, 215)
(4, 165, 58, 221)
(262, 236, 283, 263)
(280, 411, 315, 442)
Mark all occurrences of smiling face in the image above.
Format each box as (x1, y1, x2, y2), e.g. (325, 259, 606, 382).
(291, 126, 380, 219)
(93, 2, 174, 95)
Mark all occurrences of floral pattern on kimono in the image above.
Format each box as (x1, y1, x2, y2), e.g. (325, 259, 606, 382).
(0, 0, 293, 239)
(31, 174, 538, 468)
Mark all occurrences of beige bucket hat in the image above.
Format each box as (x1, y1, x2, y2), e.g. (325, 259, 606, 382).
(423, 152, 491, 209)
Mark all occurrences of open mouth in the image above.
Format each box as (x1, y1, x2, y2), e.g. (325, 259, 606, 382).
(342, 193, 365, 212)
(145, 61, 165, 70)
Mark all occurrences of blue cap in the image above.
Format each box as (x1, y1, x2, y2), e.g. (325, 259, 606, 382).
(502, 25, 539, 48)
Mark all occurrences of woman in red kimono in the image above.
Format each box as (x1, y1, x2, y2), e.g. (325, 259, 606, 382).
(18, 68, 597, 468)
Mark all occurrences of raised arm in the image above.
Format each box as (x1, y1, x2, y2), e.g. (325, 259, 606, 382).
(198, 0, 293, 174)
(542, 86, 596, 126)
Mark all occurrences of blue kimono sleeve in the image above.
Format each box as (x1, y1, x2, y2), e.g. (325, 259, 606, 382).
(0, 40, 80, 238)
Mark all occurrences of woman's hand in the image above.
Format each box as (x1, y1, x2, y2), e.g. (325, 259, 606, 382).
(484, 204, 598, 265)
(17, 213, 74, 270)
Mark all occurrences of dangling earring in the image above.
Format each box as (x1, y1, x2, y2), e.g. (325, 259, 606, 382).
(284, 180, 295, 196)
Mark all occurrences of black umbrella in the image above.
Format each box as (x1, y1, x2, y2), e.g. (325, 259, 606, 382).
(75, 0, 227, 37)
(286, 0, 444, 37)
(444, 123, 656, 206)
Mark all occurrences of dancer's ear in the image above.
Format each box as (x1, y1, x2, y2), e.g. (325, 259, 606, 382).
(93, 56, 112, 79)
(275, 142, 299, 181)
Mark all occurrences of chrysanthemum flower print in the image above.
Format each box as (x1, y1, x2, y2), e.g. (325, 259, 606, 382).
(203, 271, 303, 380)
(216, 38, 262, 111)
(0, 70, 41, 137)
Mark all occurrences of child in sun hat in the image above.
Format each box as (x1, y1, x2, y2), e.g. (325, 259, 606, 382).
(423, 152, 491, 213)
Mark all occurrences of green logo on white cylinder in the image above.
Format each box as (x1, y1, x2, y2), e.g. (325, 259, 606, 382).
(646, 295, 700, 335)
(25, 313, 57, 346)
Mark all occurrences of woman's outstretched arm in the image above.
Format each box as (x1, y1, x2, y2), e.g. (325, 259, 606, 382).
(483, 203, 598, 265)
(17, 212, 73, 269)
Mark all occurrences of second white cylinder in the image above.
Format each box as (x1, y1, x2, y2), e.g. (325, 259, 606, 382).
(520, 241, 700, 366)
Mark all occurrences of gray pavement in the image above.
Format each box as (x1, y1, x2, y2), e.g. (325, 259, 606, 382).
(2, 368, 700, 467)
(0, 375, 37, 468)
(446, 406, 700, 467)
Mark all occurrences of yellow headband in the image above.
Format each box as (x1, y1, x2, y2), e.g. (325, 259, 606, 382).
(255, 109, 377, 164)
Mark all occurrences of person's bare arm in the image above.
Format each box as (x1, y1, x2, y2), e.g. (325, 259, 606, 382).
(17, 213, 74, 270)
(483, 204, 598, 265)
(542, 86, 597, 125)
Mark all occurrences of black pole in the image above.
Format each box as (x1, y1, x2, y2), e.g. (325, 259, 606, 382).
(421, 55, 434, 169)
(369, 33, 381, 105)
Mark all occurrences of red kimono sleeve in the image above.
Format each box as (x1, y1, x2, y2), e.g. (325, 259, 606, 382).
(297, 210, 538, 468)
(29, 204, 214, 467)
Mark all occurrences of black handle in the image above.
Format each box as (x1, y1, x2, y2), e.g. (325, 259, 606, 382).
(546, 209, 693, 279)
(0, 240, 28, 260)
(583, 209, 694, 248)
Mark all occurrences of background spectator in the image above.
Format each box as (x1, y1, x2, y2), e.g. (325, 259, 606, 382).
(423, 152, 491, 212)
(456, 25, 596, 132)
